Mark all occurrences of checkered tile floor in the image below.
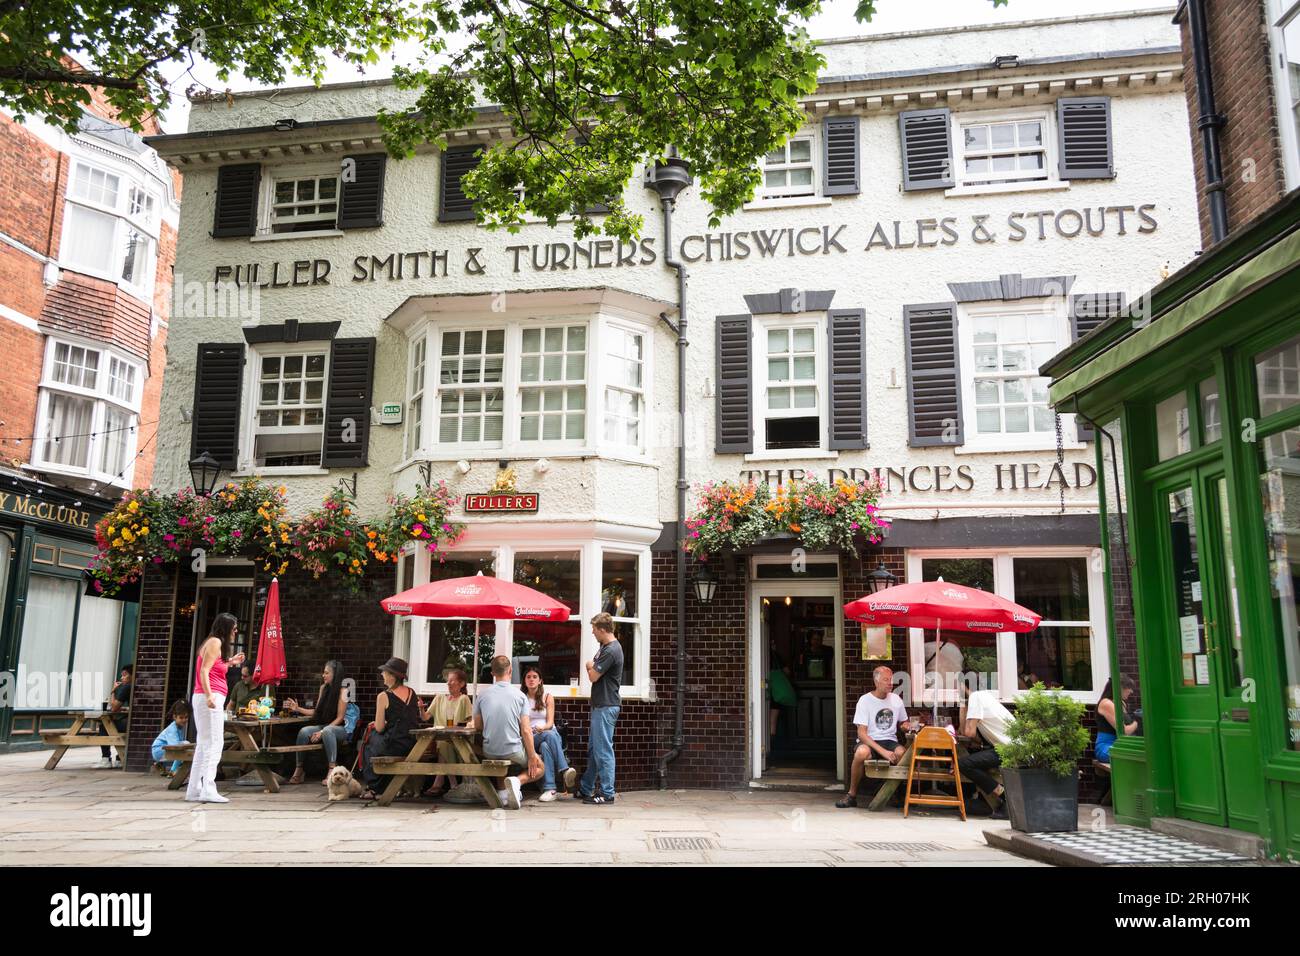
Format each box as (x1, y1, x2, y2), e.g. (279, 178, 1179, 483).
(1032, 828, 1250, 865)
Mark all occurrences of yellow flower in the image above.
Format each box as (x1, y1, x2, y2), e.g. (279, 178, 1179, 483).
(351, 559, 360, 567)
(127, 501, 139, 513)
(417, 513, 427, 522)
(139, 526, 149, 535)
(107, 525, 115, 536)
(112, 538, 123, 548)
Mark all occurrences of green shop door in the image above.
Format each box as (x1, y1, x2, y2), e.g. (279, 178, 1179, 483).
(1157, 470, 1264, 832)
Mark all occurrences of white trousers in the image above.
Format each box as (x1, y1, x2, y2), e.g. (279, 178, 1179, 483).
(187, 692, 226, 800)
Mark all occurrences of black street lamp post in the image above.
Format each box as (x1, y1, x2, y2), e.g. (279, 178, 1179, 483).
(866, 561, 898, 594)
(188, 451, 223, 497)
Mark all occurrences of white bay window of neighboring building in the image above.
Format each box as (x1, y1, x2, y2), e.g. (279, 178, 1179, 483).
(32, 339, 142, 487)
(60, 160, 159, 299)
(403, 316, 651, 460)
(957, 299, 1076, 453)
(397, 533, 653, 698)
(905, 549, 1107, 706)
(1270, 0, 1300, 189)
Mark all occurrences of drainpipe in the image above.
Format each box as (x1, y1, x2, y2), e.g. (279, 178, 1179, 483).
(645, 156, 692, 789)
(1186, 0, 1230, 244)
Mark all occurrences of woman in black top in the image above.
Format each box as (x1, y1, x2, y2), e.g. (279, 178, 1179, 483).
(1095, 676, 1138, 763)
(359, 657, 425, 799)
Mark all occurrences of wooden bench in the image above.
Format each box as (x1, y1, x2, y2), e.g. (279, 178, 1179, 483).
(863, 756, 1001, 811)
(369, 727, 511, 808)
(40, 710, 128, 770)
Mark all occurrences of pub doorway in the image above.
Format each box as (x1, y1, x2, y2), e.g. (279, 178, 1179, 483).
(749, 557, 843, 786)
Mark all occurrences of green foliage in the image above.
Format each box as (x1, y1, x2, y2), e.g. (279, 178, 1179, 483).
(3, 0, 1004, 239)
(995, 682, 1091, 778)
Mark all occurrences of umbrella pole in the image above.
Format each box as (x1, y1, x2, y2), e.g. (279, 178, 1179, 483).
(472, 619, 480, 697)
(933, 626, 940, 727)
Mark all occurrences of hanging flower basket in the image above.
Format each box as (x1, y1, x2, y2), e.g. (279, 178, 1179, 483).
(381, 481, 467, 559)
(683, 477, 889, 559)
(290, 487, 378, 593)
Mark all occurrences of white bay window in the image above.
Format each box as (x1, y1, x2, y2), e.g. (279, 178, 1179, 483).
(59, 160, 159, 299)
(32, 339, 142, 488)
(403, 314, 651, 460)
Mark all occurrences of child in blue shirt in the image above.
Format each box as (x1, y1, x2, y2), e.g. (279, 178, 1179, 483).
(151, 700, 191, 775)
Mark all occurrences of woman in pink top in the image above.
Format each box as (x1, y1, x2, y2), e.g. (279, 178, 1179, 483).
(187, 613, 244, 803)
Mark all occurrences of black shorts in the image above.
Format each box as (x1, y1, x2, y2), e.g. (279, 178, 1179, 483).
(858, 739, 900, 754)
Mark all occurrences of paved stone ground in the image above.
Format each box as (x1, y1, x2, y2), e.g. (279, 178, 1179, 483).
(0, 749, 1048, 866)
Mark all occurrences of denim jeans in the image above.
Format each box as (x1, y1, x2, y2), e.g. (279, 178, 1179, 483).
(296, 724, 349, 765)
(101, 713, 126, 758)
(534, 728, 570, 791)
(957, 746, 1002, 795)
(580, 705, 620, 798)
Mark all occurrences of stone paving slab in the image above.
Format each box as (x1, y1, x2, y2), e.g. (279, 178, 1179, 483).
(0, 748, 1038, 867)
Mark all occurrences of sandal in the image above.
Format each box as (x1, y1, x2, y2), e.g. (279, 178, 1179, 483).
(287, 769, 305, 785)
(360, 788, 379, 801)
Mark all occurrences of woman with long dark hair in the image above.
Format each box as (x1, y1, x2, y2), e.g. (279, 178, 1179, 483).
(358, 658, 424, 801)
(521, 664, 576, 802)
(285, 660, 351, 784)
(187, 612, 243, 803)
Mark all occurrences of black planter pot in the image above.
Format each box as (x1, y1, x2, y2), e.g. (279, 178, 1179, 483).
(1001, 767, 1079, 833)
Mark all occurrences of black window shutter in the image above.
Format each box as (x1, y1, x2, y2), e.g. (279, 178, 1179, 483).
(903, 303, 963, 447)
(716, 314, 754, 454)
(439, 145, 483, 222)
(212, 164, 261, 238)
(337, 153, 386, 229)
(191, 343, 245, 469)
(322, 338, 376, 468)
(827, 308, 868, 449)
(1068, 292, 1126, 440)
(1057, 97, 1114, 180)
(898, 109, 953, 191)
(822, 116, 860, 196)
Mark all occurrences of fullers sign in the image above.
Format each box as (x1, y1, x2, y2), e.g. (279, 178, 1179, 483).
(465, 492, 539, 513)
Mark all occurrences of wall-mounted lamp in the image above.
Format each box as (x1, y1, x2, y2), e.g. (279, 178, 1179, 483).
(867, 562, 899, 594)
(993, 54, 1019, 69)
(273, 118, 300, 132)
(535, 458, 551, 475)
(456, 459, 472, 475)
(692, 562, 718, 605)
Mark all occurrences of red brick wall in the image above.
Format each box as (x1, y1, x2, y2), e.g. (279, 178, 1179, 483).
(1179, 0, 1290, 246)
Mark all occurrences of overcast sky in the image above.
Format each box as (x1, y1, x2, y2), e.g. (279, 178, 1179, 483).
(158, 0, 1167, 132)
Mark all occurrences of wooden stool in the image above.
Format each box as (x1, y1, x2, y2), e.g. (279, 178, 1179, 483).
(903, 727, 966, 821)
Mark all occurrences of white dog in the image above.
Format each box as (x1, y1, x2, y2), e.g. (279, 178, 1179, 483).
(326, 765, 364, 802)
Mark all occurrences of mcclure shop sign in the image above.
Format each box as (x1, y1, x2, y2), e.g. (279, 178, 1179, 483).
(212, 204, 1160, 286)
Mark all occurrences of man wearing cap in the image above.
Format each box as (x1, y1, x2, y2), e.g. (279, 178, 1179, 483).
(472, 655, 544, 809)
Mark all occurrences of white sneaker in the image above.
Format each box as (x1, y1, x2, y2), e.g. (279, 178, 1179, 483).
(539, 790, 557, 803)
(496, 789, 510, 807)
(97, 757, 112, 769)
(503, 777, 522, 810)
(201, 787, 229, 804)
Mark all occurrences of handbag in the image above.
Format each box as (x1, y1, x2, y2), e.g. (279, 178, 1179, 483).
(768, 668, 797, 708)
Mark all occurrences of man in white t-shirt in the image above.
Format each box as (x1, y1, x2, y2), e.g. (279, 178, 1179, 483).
(836, 666, 915, 809)
(958, 688, 1013, 817)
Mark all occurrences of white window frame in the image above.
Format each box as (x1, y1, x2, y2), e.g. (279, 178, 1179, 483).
(948, 106, 1061, 194)
(751, 313, 827, 458)
(956, 297, 1082, 454)
(756, 130, 818, 201)
(433, 325, 508, 451)
(255, 161, 344, 240)
(600, 321, 648, 453)
(58, 157, 159, 301)
(403, 526, 655, 700)
(405, 331, 428, 460)
(1269, 0, 1300, 190)
(30, 335, 143, 488)
(516, 322, 589, 446)
(239, 342, 330, 474)
(905, 548, 1108, 706)
(402, 310, 655, 464)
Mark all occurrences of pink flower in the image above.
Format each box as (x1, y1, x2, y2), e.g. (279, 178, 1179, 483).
(412, 523, 424, 536)
(178, 517, 188, 527)
(153, 556, 164, 564)
(163, 533, 175, 542)
(850, 522, 860, 530)
(232, 530, 242, 538)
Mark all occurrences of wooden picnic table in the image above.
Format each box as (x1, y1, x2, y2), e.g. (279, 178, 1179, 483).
(166, 714, 318, 793)
(369, 726, 511, 808)
(40, 709, 129, 770)
(863, 732, 999, 811)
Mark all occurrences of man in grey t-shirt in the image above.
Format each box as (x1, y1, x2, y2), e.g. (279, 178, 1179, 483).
(472, 655, 543, 809)
(579, 613, 623, 804)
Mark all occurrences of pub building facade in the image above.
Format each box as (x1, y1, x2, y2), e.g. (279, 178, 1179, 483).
(127, 9, 1200, 791)
(0, 77, 180, 748)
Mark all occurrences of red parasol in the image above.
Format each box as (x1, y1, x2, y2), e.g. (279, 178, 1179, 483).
(252, 577, 287, 687)
(380, 572, 570, 693)
(844, 578, 1040, 722)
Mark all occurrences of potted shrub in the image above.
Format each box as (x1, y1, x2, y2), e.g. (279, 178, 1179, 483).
(995, 683, 1091, 833)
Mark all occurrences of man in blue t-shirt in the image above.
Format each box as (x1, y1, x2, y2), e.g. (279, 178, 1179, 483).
(579, 613, 623, 805)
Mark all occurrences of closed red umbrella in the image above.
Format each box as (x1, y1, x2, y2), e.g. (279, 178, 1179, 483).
(381, 572, 570, 693)
(252, 577, 287, 687)
(844, 578, 1040, 722)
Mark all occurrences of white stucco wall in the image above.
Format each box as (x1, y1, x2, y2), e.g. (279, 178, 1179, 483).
(154, 9, 1200, 537)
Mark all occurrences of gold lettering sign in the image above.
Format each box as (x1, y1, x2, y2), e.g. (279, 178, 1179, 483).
(0, 492, 92, 530)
